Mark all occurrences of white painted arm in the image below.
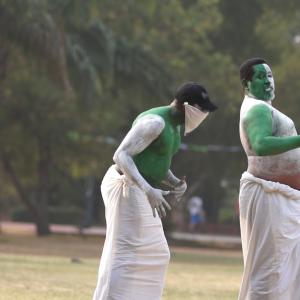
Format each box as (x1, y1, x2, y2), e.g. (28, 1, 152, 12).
(163, 169, 181, 187)
(163, 170, 187, 202)
(113, 115, 171, 218)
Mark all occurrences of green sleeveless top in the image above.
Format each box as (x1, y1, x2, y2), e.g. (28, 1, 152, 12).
(133, 106, 181, 187)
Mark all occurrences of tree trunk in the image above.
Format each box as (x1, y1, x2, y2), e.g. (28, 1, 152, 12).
(0, 149, 51, 235)
(35, 137, 52, 235)
(0, 37, 51, 235)
(34, 211, 51, 236)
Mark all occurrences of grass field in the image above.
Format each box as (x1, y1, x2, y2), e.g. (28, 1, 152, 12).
(0, 233, 243, 300)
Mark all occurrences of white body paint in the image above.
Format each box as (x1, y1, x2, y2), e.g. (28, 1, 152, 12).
(113, 114, 165, 194)
(240, 95, 300, 189)
(263, 63, 275, 100)
(162, 169, 187, 201)
(113, 114, 185, 217)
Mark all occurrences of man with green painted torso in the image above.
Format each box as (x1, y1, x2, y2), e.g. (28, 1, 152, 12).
(240, 60, 300, 189)
(93, 82, 217, 300)
(133, 106, 181, 188)
(238, 58, 300, 300)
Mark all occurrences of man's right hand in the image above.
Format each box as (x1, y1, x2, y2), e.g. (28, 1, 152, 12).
(146, 187, 171, 218)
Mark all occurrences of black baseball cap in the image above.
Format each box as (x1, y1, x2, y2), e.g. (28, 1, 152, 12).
(174, 82, 218, 112)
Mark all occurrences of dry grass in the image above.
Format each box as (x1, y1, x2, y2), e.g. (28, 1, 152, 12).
(0, 233, 243, 300)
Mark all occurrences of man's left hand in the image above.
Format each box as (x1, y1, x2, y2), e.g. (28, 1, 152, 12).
(170, 177, 187, 202)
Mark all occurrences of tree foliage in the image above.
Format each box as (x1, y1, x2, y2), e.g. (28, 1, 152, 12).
(1, 0, 300, 233)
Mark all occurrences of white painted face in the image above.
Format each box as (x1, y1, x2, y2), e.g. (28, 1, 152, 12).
(183, 103, 209, 136)
(263, 64, 275, 101)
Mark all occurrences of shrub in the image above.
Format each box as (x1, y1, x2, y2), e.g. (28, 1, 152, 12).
(11, 206, 83, 225)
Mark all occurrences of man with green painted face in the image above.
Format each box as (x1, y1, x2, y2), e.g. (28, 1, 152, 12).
(238, 58, 300, 300)
(93, 82, 217, 300)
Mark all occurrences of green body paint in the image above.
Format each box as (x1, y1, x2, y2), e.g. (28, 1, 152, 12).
(240, 63, 300, 189)
(248, 64, 275, 101)
(133, 106, 181, 187)
(242, 63, 300, 156)
(244, 104, 300, 156)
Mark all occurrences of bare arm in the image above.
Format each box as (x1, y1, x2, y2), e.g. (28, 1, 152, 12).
(113, 115, 171, 217)
(163, 169, 181, 187)
(162, 170, 187, 201)
(245, 104, 300, 156)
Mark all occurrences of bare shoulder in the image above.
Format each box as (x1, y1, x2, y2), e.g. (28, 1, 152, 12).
(134, 114, 165, 136)
(245, 103, 272, 121)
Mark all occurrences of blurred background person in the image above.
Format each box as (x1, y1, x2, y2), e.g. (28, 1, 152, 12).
(187, 195, 206, 232)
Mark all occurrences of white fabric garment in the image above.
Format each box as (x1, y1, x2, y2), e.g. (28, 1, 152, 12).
(184, 102, 209, 135)
(238, 172, 300, 300)
(93, 165, 170, 300)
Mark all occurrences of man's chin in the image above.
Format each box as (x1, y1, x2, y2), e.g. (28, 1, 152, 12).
(264, 92, 275, 101)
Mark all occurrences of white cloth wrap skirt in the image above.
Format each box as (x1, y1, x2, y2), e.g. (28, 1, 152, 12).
(93, 165, 170, 300)
(238, 172, 300, 300)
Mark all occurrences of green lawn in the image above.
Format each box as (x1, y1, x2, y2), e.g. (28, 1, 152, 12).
(0, 234, 243, 300)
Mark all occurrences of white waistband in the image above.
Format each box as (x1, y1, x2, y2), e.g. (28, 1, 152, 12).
(241, 171, 300, 200)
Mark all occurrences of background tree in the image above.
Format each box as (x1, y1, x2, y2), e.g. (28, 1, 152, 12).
(0, 0, 172, 235)
(1, 0, 300, 234)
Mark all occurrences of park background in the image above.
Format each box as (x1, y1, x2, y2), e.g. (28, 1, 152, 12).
(1, 0, 300, 234)
(1, 0, 300, 299)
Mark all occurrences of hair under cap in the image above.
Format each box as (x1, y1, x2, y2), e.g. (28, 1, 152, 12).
(239, 58, 267, 86)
